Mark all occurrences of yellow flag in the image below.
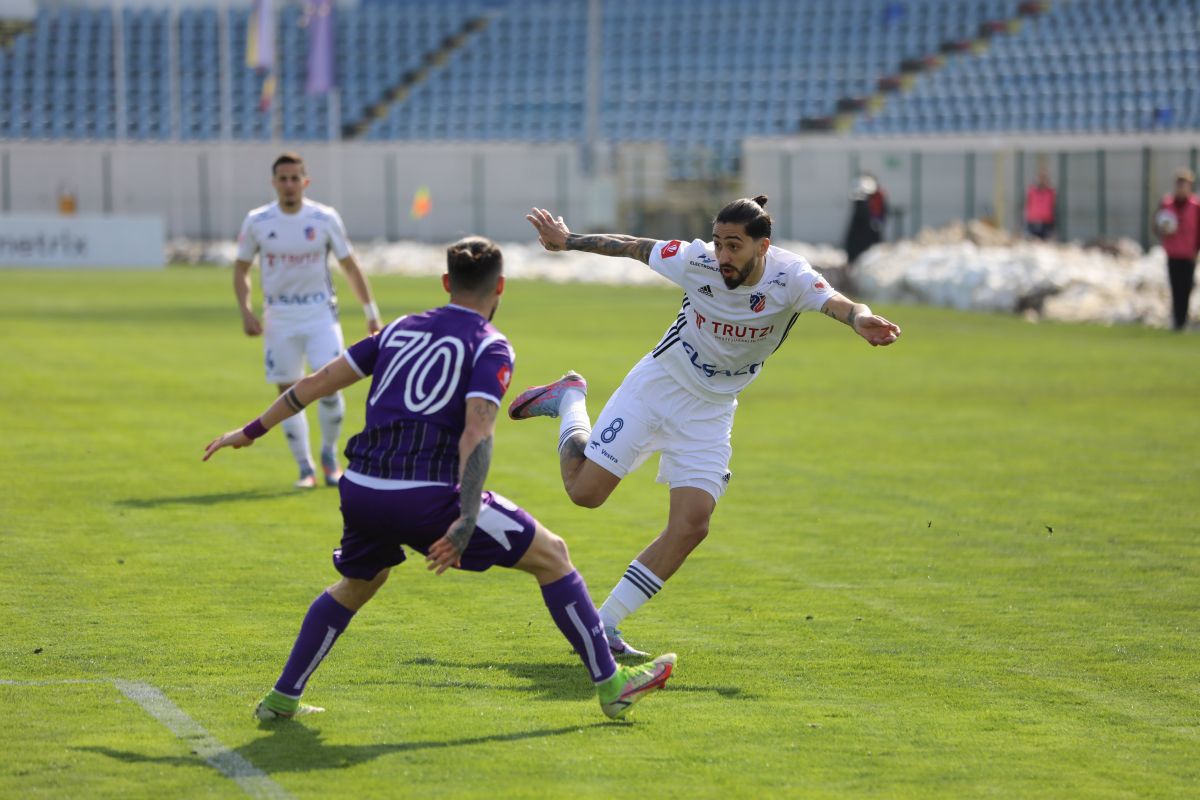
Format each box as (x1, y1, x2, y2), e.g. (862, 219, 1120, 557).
(410, 186, 432, 219)
(258, 74, 276, 112)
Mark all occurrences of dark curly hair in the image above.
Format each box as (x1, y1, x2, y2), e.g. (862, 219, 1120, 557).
(446, 236, 503, 293)
(714, 195, 772, 239)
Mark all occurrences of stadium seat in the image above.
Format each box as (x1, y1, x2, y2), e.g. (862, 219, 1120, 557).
(2, 0, 1195, 169)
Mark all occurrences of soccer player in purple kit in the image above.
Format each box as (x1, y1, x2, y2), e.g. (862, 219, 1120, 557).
(204, 236, 675, 721)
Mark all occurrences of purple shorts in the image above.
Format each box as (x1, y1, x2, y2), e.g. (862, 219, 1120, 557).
(333, 480, 538, 580)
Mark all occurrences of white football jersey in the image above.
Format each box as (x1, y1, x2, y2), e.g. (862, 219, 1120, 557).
(645, 238, 838, 401)
(236, 199, 353, 320)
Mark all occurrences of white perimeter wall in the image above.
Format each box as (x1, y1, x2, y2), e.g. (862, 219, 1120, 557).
(0, 140, 602, 243)
(745, 133, 1200, 247)
(5, 134, 1194, 248)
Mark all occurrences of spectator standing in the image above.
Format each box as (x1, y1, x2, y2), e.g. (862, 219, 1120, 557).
(1025, 169, 1057, 240)
(1155, 168, 1200, 332)
(844, 174, 888, 265)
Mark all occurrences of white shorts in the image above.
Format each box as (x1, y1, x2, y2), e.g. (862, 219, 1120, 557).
(586, 355, 737, 503)
(263, 309, 345, 384)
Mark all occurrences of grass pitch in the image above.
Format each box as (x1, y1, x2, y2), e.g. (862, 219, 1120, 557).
(1, 268, 1197, 799)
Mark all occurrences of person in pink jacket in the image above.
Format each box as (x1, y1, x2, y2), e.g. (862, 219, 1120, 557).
(1025, 170, 1057, 240)
(1155, 169, 1200, 331)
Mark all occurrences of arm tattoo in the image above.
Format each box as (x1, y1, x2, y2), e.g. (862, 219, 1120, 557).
(565, 233, 656, 264)
(449, 435, 492, 552)
(821, 302, 863, 329)
(284, 387, 306, 412)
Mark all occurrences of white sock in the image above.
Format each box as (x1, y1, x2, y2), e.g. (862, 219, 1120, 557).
(598, 560, 665, 629)
(280, 413, 315, 473)
(557, 387, 591, 455)
(317, 391, 345, 462)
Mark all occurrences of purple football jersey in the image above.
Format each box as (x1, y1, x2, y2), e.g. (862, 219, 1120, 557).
(342, 305, 514, 483)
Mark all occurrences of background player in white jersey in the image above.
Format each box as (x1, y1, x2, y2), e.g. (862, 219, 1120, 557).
(515, 195, 901, 657)
(233, 152, 382, 488)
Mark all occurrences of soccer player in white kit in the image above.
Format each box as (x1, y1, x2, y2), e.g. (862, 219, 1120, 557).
(233, 152, 382, 488)
(514, 195, 902, 656)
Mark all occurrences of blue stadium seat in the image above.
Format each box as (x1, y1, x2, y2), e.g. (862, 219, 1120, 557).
(3, 0, 1195, 165)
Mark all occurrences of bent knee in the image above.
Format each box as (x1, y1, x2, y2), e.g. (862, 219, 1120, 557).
(566, 485, 610, 509)
(542, 531, 571, 566)
(526, 529, 573, 576)
(673, 520, 710, 548)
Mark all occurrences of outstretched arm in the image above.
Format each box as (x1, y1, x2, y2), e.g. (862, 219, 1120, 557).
(820, 293, 902, 347)
(202, 356, 363, 460)
(426, 398, 498, 574)
(526, 207, 656, 264)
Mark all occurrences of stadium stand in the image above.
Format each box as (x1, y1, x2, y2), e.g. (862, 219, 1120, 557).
(0, 0, 1196, 176)
(856, 0, 1200, 135)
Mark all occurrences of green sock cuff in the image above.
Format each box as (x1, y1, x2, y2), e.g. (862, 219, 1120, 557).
(596, 670, 623, 702)
(263, 689, 300, 713)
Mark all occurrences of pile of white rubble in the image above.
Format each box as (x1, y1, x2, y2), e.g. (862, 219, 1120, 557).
(849, 221, 1185, 327)
(171, 221, 1187, 327)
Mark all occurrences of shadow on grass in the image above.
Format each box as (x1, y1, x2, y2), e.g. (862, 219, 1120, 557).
(76, 721, 615, 774)
(389, 657, 592, 701)
(115, 488, 311, 509)
(393, 656, 759, 701)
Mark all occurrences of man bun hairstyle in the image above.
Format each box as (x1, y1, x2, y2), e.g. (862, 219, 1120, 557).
(272, 151, 306, 176)
(714, 195, 772, 239)
(446, 236, 503, 293)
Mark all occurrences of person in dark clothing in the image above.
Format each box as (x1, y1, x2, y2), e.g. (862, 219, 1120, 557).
(844, 174, 887, 265)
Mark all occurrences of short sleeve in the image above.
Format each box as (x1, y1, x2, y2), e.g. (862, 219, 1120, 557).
(647, 238, 707, 286)
(791, 266, 839, 313)
(344, 333, 380, 377)
(466, 338, 515, 407)
(235, 215, 258, 261)
(326, 208, 353, 260)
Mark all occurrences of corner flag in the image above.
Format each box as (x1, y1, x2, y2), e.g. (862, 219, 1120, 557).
(411, 186, 432, 219)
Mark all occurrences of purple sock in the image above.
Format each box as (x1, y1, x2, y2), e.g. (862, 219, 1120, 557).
(273, 592, 356, 698)
(540, 570, 617, 683)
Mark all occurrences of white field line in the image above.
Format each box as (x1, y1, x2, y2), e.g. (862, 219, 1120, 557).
(111, 681, 293, 800)
(1, 678, 291, 800)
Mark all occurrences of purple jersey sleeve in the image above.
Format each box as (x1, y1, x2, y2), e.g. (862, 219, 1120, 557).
(466, 338, 514, 406)
(344, 333, 382, 377)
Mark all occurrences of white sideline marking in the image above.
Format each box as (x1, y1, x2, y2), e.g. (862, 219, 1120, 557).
(4, 678, 291, 798)
(110, 680, 293, 800)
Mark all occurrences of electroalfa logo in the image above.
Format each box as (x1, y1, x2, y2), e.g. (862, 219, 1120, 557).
(0, 231, 87, 257)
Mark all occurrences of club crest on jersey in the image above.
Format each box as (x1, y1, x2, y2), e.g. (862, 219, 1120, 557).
(698, 285, 714, 297)
(749, 292, 766, 313)
(660, 240, 681, 259)
(304, 226, 317, 241)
